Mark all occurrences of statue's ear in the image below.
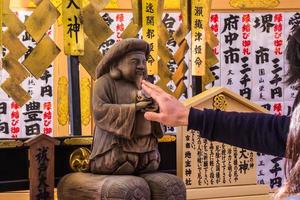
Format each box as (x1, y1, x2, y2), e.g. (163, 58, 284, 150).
(109, 65, 122, 80)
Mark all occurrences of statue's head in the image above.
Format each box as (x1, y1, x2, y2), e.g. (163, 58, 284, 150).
(96, 38, 150, 88)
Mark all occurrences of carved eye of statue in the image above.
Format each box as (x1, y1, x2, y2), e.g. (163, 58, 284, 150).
(130, 59, 139, 66)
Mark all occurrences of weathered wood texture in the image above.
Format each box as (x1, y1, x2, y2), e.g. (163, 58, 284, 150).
(57, 172, 186, 200)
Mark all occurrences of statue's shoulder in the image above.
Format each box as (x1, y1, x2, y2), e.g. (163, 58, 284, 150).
(95, 74, 114, 85)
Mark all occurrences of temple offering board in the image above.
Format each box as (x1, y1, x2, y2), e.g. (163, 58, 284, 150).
(177, 87, 270, 200)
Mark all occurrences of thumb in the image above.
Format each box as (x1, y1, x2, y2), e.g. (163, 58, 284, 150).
(144, 111, 161, 122)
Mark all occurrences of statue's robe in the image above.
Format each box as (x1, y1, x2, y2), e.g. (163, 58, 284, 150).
(90, 74, 163, 174)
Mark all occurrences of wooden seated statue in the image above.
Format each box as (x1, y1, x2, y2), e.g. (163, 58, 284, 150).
(57, 38, 186, 200)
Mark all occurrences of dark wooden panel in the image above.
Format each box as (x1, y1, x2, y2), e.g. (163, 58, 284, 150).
(0, 137, 176, 192)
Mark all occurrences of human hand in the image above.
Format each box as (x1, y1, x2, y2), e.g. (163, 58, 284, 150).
(141, 80, 189, 127)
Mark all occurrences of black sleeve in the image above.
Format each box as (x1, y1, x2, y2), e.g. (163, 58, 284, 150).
(187, 107, 290, 157)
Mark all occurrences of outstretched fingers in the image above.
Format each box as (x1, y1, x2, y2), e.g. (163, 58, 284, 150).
(142, 80, 165, 93)
(141, 81, 162, 102)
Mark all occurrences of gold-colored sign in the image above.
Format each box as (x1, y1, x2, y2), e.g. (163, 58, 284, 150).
(205, 43, 218, 67)
(206, 28, 219, 49)
(2, 56, 30, 84)
(201, 65, 215, 90)
(22, 35, 61, 79)
(158, 39, 173, 65)
(230, 0, 280, 9)
(2, 7, 25, 36)
(191, 0, 211, 76)
(1, 78, 31, 107)
(173, 80, 186, 99)
(172, 62, 188, 86)
(131, 0, 142, 25)
(121, 0, 142, 39)
(82, 4, 113, 47)
(174, 39, 188, 65)
(79, 38, 103, 80)
(121, 21, 140, 39)
(24, 0, 60, 42)
(62, 0, 84, 55)
(2, 30, 27, 59)
(2, 0, 7, 13)
(157, 60, 172, 86)
(142, 0, 158, 75)
(89, 0, 110, 12)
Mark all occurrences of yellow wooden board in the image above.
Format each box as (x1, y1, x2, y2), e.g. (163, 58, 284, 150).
(79, 38, 103, 80)
(2, 30, 27, 59)
(191, 0, 212, 76)
(62, 0, 84, 55)
(1, 78, 31, 107)
(2, 55, 30, 83)
(142, 0, 159, 75)
(22, 35, 60, 79)
(82, 4, 113, 47)
(89, 0, 110, 12)
(24, 0, 60, 42)
(2, 8, 25, 36)
(172, 61, 188, 86)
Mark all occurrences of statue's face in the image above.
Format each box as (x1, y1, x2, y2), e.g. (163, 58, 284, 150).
(117, 51, 147, 88)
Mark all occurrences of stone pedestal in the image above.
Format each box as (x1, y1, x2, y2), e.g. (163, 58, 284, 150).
(57, 172, 186, 200)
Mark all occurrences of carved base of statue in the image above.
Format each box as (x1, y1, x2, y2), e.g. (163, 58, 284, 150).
(57, 172, 186, 200)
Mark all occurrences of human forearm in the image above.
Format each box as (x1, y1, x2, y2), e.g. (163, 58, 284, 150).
(188, 107, 290, 157)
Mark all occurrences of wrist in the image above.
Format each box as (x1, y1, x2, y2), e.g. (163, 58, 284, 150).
(179, 107, 189, 126)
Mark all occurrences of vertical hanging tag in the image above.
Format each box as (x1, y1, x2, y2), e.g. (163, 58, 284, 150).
(62, 0, 84, 55)
(191, 0, 211, 76)
(142, 0, 158, 75)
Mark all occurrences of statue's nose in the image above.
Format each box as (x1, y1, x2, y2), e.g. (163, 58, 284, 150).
(136, 65, 146, 73)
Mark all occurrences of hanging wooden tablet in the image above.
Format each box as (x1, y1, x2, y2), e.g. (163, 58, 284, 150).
(79, 37, 103, 80)
(2, 55, 30, 83)
(62, 0, 84, 55)
(1, 78, 31, 107)
(191, 0, 211, 76)
(142, 0, 159, 75)
(2, 5, 25, 36)
(24, 0, 60, 42)
(22, 35, 60, 79)
(82, 4, 113, 47)
(2, 30, 27, 59)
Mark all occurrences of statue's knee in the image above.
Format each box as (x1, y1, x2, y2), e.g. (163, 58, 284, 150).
(138, 150, 160, 173)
